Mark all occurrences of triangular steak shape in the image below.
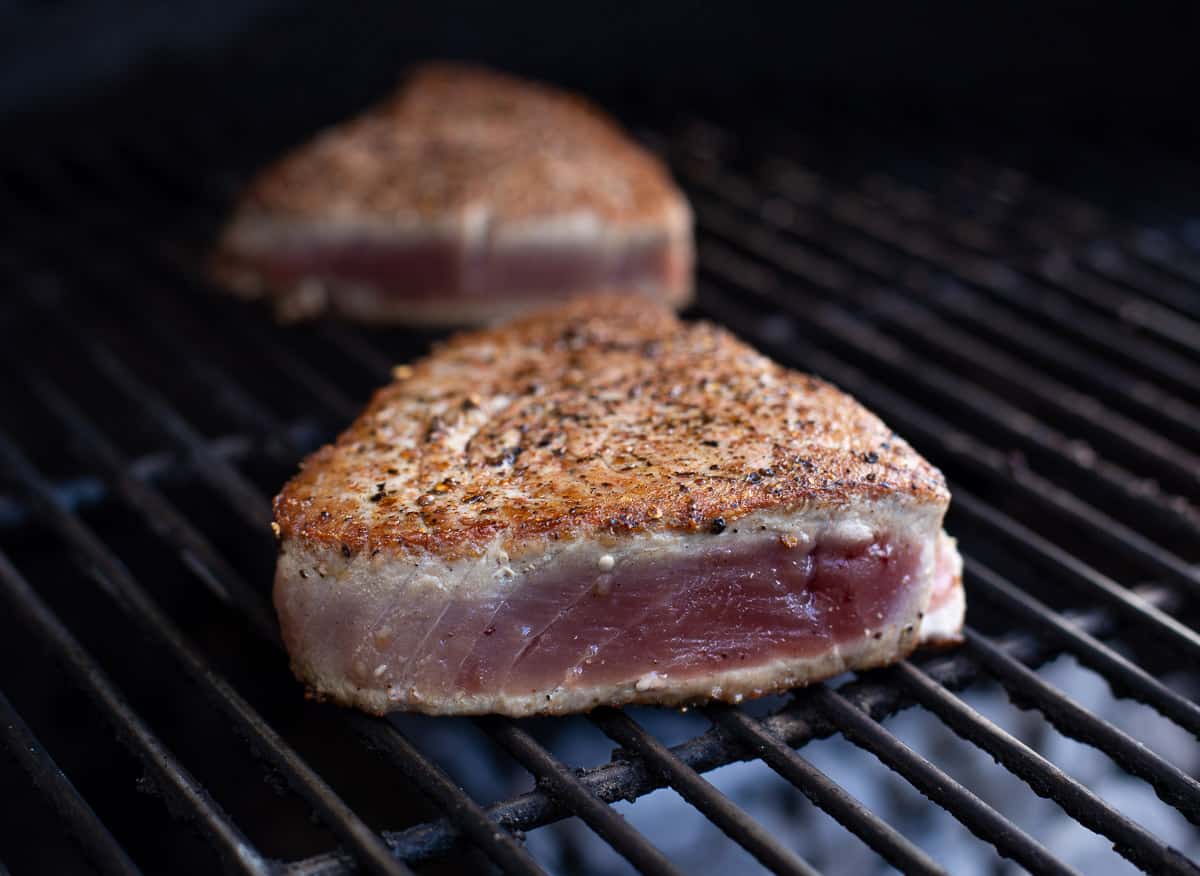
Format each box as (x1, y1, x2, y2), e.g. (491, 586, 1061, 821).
(214, 63, 692, 325)
(273, 295, 963, 716)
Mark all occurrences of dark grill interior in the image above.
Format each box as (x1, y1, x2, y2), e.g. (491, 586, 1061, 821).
(4, 54, 1200, 876)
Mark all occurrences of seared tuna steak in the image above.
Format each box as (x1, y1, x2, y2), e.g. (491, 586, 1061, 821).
(214, 63, 692, 325)
(273, 295, 963, 716)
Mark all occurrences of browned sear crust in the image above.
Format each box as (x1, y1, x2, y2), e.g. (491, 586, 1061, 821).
(275, 295, 948, 561)
(236, 62, 683, 227)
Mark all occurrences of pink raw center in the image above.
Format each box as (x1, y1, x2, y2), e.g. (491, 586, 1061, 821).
(425, 538, 923, 697)
(252, 236, 682, 299)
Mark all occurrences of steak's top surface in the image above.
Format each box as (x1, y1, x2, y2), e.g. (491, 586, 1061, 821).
(274, 295, 948, 560)
(237, 62, 686, 227)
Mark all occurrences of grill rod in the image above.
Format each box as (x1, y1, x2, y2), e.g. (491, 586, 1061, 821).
(965, 629, 1200, 821)
(592, 708, 824, 876)
(706, 707, 947, 876)
(0, 687, 143, 876)
(830, 173, 1200, 435)
(0, 432, 415, 876)
(479, 719, 688, 876)
(892, 660, 1200, 875)
(665, 125, 1200, 406)
(810, 687, 1080, 876)
(348, 720, 548, 876)
(679, 160, 1200, 497)
(963, 559, 1200, 737)
(0, 550, 270, 876)
(756, 153, 1200, 403)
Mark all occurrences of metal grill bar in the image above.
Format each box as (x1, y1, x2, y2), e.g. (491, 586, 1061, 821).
(1120, 239, 1200, 318)
(931, 162, 1200, 336)
(348, 719, 548, 876)
(809, 687, 1081, 876)
(0, 433, 414, 876)
(688, 184, 1200, 525)
(1020, 241, 1200, 359)
(706, 707, 947, 876)
(693, 257, 1200, 596)
(875, 302, 1200, 494)
(163, 282, 363, 425)
(1078, 247, 1200, 330)
(31, 294, 271, 532)
(759, 156, 1200, 403)
(0, 550, 268, 876)
(966, 630, 1200, 820)
(949, 491, 1200, 664)
(592, 709, 822, 876)
(24, 368, 280, 641)
(893, 662, 1200, 875)
(810, 178, 1200, 442)
(837, 169, 1200, 356)
(964, 558, 1200, 735)
(0, 687, 143, 876)
(479, 717, 686, 876)
(682, 157, 1200, 487)
(0, 424, 319, 528)
(844, 177, 1200, 412)
(7, 211, 362, 446)
(318, 322, 405, 379)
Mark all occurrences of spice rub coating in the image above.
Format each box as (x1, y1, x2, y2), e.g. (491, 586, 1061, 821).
(274, 294, 949, 562)
(231, 62, 687, 228)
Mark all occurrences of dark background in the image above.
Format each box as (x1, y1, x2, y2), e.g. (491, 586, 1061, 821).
(5, 2, 1200, 145)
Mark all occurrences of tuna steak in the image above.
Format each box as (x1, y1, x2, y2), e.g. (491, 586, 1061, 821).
(273, 294, 963, 716)
(213, 63, 692, 325)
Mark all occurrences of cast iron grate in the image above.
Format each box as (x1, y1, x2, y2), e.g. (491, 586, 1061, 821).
(1, 105, 1199, 876)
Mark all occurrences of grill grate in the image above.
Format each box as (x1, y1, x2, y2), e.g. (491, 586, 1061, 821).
(1, 104, 1200, 876)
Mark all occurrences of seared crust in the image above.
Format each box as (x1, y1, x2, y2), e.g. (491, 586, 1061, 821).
(227, 62, 686, 228)
(274, 294, 949, 562)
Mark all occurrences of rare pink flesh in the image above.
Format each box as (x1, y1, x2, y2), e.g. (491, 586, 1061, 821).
(454, 540, 921, 695)
(250, 235, 683, 300)
(302, 538, 927, 700)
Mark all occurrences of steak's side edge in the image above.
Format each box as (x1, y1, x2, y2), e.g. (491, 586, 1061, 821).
(275, 503, 956, 717)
